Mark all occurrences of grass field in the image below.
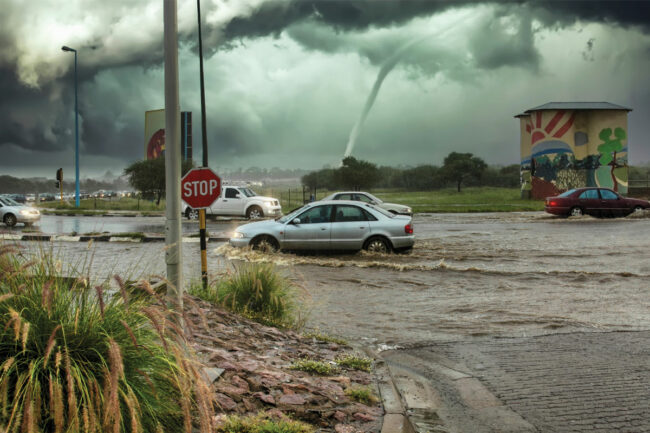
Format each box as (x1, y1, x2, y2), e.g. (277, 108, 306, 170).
(38, 197, 165, 212)
(266, 187, 544, 213)
(37, 187, 545, 214)
(372, 187, 545, 213)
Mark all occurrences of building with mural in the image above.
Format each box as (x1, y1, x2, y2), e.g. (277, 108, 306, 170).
(144, 109, 193, 161)
(516, 102, 631, 199)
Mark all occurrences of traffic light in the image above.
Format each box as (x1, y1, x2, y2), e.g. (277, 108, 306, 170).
(56, 168, 63, 182)
(55, 181, 60, 189)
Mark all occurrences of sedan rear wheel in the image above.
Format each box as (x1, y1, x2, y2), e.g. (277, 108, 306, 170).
(186, 208, 199, 220)
(634, 206, 644, 212)
(3, 214, 17, 227)
(363, 236, 391, 253)
(569, 207, 583, 217)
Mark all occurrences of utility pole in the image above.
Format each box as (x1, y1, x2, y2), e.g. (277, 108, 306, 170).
(163, 0, 183, 315)
(197, 0, 209, 289)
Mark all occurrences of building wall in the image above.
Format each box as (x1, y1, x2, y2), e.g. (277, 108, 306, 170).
(520, 109, 628, 199)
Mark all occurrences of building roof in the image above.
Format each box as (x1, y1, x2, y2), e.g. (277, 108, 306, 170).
(521, 101, 632, 114)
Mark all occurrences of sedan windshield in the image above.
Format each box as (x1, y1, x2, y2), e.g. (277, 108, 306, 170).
(558, 189, 577, 198)
(364, 193, 383, 204)
(365, 203, 394, 218)
(0, 196, 20, 206)
(277, 205, 308, 223)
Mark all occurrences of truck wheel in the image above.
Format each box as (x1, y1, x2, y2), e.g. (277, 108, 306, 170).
(247, 206, 263, 219)
(3, 214, 17, 227)
(185, 208, 199, 220)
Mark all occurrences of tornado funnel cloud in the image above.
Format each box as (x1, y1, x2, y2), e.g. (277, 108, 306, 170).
(343, 11, 475, 159)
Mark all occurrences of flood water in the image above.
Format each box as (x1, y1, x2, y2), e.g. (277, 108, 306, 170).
(11, 211, 650, 348)
(217, 211, 650, 346)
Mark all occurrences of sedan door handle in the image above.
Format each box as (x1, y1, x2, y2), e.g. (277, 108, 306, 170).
(359, 227, 366, 229)
(321, 227, 327, 230)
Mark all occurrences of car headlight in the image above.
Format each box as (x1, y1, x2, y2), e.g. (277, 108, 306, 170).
(264, 201, 274, 207)
(20, 210, 29, 215)
(232, 232, 245, 239)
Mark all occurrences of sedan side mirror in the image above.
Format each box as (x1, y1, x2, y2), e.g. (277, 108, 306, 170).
(292, 218, 301, 225)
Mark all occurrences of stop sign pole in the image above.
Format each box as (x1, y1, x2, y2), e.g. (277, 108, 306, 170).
(181, 167, 221, 289)
(196, 0, 210, 289)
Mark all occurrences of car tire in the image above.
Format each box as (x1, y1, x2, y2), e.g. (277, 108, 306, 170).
(247, 205, 264, 219)
(634, 206, 644, 212)
(251, 235, 278, 253)
(363, 236, 391, 253)
(185, 208, 199, 220)
(569, 207, 583, 217)
(3, 214, 17, 227)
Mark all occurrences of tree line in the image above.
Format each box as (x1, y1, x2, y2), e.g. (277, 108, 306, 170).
(302, 153, 521, 192)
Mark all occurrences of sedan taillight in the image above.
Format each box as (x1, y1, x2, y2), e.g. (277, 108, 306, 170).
(549, 201, 557, 206)
(405, 223, 413, 234)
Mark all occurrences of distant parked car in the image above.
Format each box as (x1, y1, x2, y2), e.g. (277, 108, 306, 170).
(321, 191, 412, 215)
(545, 187, 649, 217)
(25, 194, 36, 202)
(39, 193, 55, 202)
(7, 194, 26, 204)
(230, 200, 414, 253)
(0, 196, 40, 227)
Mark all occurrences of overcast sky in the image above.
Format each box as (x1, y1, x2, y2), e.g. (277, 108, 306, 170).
(1, 0, 649, 178)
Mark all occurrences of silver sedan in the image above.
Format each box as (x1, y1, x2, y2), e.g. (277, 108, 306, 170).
(230, 200, 414, 253)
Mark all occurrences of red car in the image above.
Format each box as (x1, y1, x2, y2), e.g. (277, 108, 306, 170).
(545, 187, 649, 217)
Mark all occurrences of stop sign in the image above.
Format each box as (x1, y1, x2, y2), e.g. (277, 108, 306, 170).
(181, 168, 221, 208)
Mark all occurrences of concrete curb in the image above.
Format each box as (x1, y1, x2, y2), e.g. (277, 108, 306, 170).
(364, 348, 416, 433)
(0, 233, 230, 243)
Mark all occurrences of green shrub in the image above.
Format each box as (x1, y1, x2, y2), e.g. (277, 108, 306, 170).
(302, 331, 348, 346)
(0, 245, 214, 433)
(216, 412, 314, 433)
(289, 359, 338, 376)
(335, 354, 372, 372)
(190, 264, 303, 328)
(344, 386, 378, 405)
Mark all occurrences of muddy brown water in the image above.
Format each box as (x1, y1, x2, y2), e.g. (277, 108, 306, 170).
(13, 211, 650, 348)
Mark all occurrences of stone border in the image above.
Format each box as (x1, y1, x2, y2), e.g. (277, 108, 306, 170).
(0, 233, 229, 243)
(363, 348, 416, 433)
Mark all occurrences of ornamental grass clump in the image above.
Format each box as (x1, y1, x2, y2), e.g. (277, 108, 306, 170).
(193, 264, 303, 328)
(0, 245, 215, 433)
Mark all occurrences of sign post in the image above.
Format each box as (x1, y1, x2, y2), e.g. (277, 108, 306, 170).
(181, 168, 222, 285)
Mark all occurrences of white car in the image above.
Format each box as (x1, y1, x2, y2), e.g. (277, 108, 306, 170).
(183, 185, 281, 220)
(0, 196, 40, 227)
(230, 200, 414, 253)
(322, 191, 412, 215)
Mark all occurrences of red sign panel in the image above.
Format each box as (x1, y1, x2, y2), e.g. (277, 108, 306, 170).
(181, 168, 221, 208)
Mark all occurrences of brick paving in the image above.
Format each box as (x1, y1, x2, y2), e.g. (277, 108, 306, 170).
(409, 331, 650, 433)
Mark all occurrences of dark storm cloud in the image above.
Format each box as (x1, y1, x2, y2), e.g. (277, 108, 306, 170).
(1, 0, 650, 168)
(531, 1, 650, 32)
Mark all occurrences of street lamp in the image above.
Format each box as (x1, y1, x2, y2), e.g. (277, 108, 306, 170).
(61, 45, 80, 207)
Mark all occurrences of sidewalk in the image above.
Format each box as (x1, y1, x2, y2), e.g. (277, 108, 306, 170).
(382, 330, 650, 433)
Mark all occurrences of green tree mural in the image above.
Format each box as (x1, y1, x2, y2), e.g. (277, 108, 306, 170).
(597, 127, 627, 191)
(597, 127, 626, 165)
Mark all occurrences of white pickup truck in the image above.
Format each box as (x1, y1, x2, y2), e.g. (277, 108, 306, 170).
(182, 185, 282, 220)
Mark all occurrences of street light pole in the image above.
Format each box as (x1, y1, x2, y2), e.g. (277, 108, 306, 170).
(61, 46, 80, 208)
